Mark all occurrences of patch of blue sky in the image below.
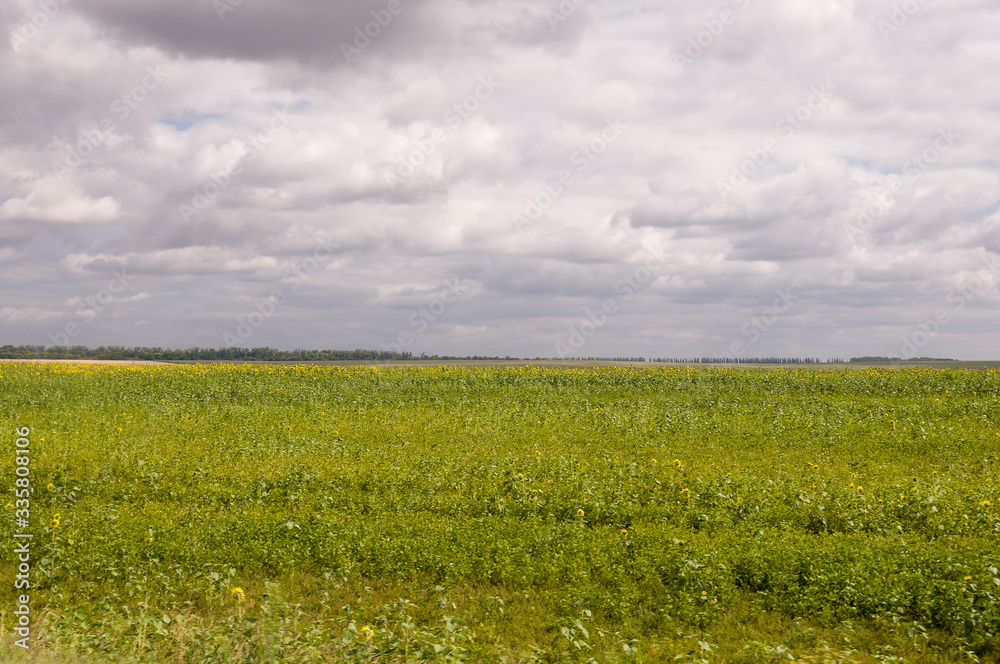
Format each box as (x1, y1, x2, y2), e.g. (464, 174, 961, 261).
(969, 200, 1000, 221)
(158, 113, 223, 131)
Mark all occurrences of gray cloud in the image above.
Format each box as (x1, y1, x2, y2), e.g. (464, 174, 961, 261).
(2, 0, 1000, 359)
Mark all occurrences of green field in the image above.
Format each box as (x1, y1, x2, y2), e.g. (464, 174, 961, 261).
(2, 363, 999, 663)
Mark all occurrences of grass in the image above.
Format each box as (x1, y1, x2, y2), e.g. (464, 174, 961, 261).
(1, 363, 999, 662)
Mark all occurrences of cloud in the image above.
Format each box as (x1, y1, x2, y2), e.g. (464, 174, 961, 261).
(0, 179, 121, 224)
(1, 307, 65, 325)
(64, 0, 593, 67)
(1, 0, 999, 359)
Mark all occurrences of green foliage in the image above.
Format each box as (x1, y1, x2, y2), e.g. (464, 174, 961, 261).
(1, 364, 999, 662)
(0, 344, 412, 361)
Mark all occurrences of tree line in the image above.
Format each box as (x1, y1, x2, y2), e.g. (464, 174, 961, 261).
(1, 345, 919, 364)
(0, 345, 412, 362)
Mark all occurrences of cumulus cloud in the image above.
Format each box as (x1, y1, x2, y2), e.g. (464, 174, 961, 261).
(1, 0, 999, 359)
(0, 307, 65, 324)
(0, 179, 121, 224)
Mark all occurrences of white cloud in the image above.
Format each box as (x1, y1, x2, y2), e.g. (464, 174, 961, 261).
(1, 0, 999, 358)
(1, 307, 65, 324)
(0, 180, 121, 224)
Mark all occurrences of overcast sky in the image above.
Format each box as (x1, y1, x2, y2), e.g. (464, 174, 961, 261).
(1, 0, 998, 359)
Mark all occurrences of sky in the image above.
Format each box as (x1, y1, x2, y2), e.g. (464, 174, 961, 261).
(1, 0, 999, 360)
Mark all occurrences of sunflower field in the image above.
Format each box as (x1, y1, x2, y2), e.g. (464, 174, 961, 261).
(1, 362, 999, 662)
